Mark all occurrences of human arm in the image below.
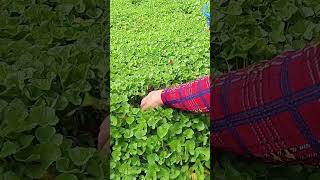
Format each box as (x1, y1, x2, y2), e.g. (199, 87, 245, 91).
(211, 43, 320, 165)
(141, 76, 211, 113)
(141, 43, 320, 165)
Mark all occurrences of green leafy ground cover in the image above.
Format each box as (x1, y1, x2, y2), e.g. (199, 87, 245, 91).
(214, 151, 320, 180)
(212, 0, 320, 72)
(110, 0, 210, 179)
(212, 0, 320, 179)
(0, 0, 107, 179)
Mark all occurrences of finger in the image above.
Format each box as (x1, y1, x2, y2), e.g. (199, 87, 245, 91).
(151, 103, 159, 110)
(140, 98, 146, 107)
(140, 95, 149, 107)
(141, 104, 149, 111)
(143, 103, 156, 111)
(143, 101, 156, 111)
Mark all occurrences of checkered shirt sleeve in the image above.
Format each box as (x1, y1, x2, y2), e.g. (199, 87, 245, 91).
(162, 43, 320, 166)
(211, 43, 320, 166)
(161, 76, 211, 113)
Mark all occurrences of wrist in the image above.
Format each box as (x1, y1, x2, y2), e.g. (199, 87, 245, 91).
(159, 89, 165, 105)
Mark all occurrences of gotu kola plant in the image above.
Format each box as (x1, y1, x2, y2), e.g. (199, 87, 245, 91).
(0, 0, 108, 179)
(110, 0, 210, 179)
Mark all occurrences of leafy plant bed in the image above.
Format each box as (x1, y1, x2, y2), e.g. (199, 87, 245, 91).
(211, 0, 320, 179)
(213, 151, 320, 180)
(0, 0, 108, 179)
(111, 0, 210, 179)
(212, 0, 320, 72)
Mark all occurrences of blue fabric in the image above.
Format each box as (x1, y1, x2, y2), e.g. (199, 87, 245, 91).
(202, 4, 210, 26)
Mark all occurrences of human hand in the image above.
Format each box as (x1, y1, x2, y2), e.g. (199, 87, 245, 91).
(140, 90, 164, 111)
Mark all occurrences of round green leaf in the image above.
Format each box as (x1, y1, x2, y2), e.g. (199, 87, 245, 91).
(0, 141, 19, 158)
(68, 147, 95, 166)
(28, 105, 58, 127)
(183, 129, 194, 139)
(157, 123, 170, 138)
(35, 126, 56, 143)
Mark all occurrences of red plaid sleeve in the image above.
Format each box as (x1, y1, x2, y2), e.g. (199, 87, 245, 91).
(161, 76, 210, 113)
(212, 43, 320, 166)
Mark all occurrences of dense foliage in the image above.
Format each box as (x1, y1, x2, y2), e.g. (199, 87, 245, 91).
(0, 0, 108, 179)
(110, 0, 210, 179)
(214, 151, 320, 180)
(212, 0, 320, 72)
(211, 0, 320, 179)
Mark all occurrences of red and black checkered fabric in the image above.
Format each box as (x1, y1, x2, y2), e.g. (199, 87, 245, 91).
(161, 76, 211, 113)
(162, 43, 320, 165)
